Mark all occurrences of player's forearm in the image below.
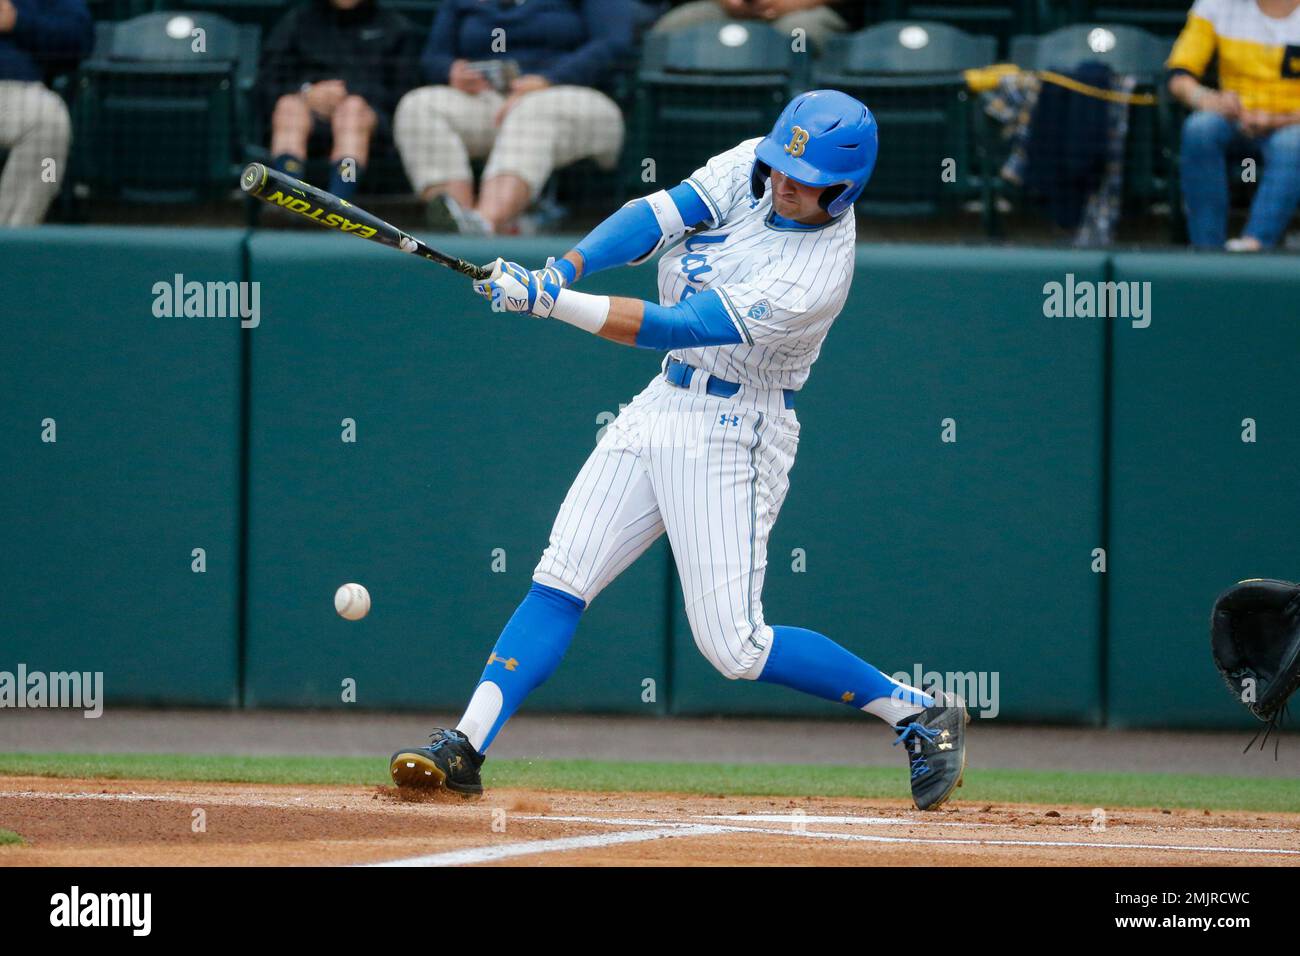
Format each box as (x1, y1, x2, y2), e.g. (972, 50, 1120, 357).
(543, 289, 639, 346)
(548, 289, 742, 350)
(595, 296, 645, 346)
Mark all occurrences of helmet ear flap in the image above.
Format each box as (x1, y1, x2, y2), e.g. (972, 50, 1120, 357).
(750, 160, 771, 201)
(818, 183, 846, 212)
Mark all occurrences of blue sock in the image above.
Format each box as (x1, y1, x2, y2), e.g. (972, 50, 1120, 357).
(329, 157, 361, 200)
(457, 582, 585, 753)
(757, 625, 933, 722)
(271, 152, 304, 178)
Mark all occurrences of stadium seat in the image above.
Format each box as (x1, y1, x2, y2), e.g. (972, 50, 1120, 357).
(70, 11, 259, 203)
(629, 22, 800, 192)
(1008, 23, 1173, 77)
(153, 0, 290, 35)
(879, 1, 1044, 57)
(978, 24, 1173, 234)
(814, 21, 996, 216)
(1062, 1, 1193, 38)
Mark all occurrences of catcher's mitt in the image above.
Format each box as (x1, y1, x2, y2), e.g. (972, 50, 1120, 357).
(1210, 578, 1300, 758)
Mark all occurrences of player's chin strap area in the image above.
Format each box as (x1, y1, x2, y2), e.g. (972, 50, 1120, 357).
(663, 358, 795, 411)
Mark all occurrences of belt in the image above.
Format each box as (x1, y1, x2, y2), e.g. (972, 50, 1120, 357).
(663, 359, 795, 410)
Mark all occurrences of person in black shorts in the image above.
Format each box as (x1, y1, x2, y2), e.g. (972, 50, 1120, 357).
(260, 0, 419, 199)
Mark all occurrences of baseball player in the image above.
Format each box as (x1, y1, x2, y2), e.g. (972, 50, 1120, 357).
(390, 89, 969, 811)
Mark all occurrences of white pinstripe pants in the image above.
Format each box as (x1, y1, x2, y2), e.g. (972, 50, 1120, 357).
(533, 369, 800, 679)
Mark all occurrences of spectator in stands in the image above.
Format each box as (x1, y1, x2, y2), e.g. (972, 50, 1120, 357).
(394, 0, 634, 234)
(651, 0, 859, 51)
(0, 0, 91, 226)
(261, 0, 419, 201)
(1168, 0, 1300, 250)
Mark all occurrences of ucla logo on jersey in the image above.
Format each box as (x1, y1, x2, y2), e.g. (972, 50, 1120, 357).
(677, 232, 729, 299)
(784, 126, 810, 157)
(747, 299, 772, 323)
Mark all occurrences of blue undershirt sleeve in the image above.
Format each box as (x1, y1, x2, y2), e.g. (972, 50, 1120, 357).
(635, 289, 744, 350)
(569, 183, 712, 282)
(667, 181, 711, 233)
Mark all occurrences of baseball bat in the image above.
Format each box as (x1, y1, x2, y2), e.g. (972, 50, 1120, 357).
(239, 162, 491, 280)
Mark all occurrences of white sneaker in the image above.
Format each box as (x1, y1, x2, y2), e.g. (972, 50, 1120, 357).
(1225, 237, 1262, 252)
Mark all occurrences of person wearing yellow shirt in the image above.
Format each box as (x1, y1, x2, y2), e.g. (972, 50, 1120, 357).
(1168, 0, 1300, 250)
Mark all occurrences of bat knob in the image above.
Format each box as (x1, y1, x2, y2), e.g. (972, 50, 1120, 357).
(240, 163, 266, 194)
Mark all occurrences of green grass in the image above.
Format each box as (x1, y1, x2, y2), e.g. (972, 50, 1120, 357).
(0, 752, 1295, 813)
(0, 829, 23, 846)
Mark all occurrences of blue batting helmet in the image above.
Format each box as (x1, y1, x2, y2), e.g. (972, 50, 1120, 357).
(751, 90, 878, 218)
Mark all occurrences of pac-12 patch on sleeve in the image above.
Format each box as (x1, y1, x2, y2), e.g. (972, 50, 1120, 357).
(747, 299, 772, 323)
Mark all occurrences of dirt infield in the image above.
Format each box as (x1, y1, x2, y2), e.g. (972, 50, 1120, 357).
(0, 776, 1296, 866)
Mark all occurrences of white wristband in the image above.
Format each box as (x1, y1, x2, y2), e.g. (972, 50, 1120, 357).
(549, 288, 610, 335)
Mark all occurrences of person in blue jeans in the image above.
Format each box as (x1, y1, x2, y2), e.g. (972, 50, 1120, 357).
(1178, 106, 1300, 250)
(1167, 0, 1300, 251)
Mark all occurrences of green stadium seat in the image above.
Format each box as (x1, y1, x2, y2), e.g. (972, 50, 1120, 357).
(814, 21, 996, 216)
(977, 23, 1173, 234)
(70, 11, 259, 203)
(880, 1, 1044, 57)
(630, 22, 800, 193)
(1009, 23, 1172, 78)
(1063, 1, 1193, 38)
(153, 0, 290, 35)
(153, 0, 439, 38)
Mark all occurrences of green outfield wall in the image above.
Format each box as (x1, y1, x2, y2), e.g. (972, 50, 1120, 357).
(3, 227, 1295, 729)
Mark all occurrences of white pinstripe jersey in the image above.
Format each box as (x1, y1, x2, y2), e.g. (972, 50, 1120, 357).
(657, 137, 858, 391)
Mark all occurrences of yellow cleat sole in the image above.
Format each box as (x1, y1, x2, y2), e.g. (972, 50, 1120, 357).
(390, 752, 448, 790)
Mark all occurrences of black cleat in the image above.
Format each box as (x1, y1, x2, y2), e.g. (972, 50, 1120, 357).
(892, 692, 969, 811)
(389, 728, 484, 796)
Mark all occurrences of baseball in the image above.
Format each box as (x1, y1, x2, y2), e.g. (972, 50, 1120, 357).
(334, 582, 371, 621)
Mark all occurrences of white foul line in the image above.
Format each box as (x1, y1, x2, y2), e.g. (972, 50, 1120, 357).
(512, 815, 1300, 857)
(696, 813, 1298, 835)
(367, 824, 733, 867)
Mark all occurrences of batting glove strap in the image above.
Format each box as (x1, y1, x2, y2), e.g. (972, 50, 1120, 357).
(538, 255, 577, 289)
